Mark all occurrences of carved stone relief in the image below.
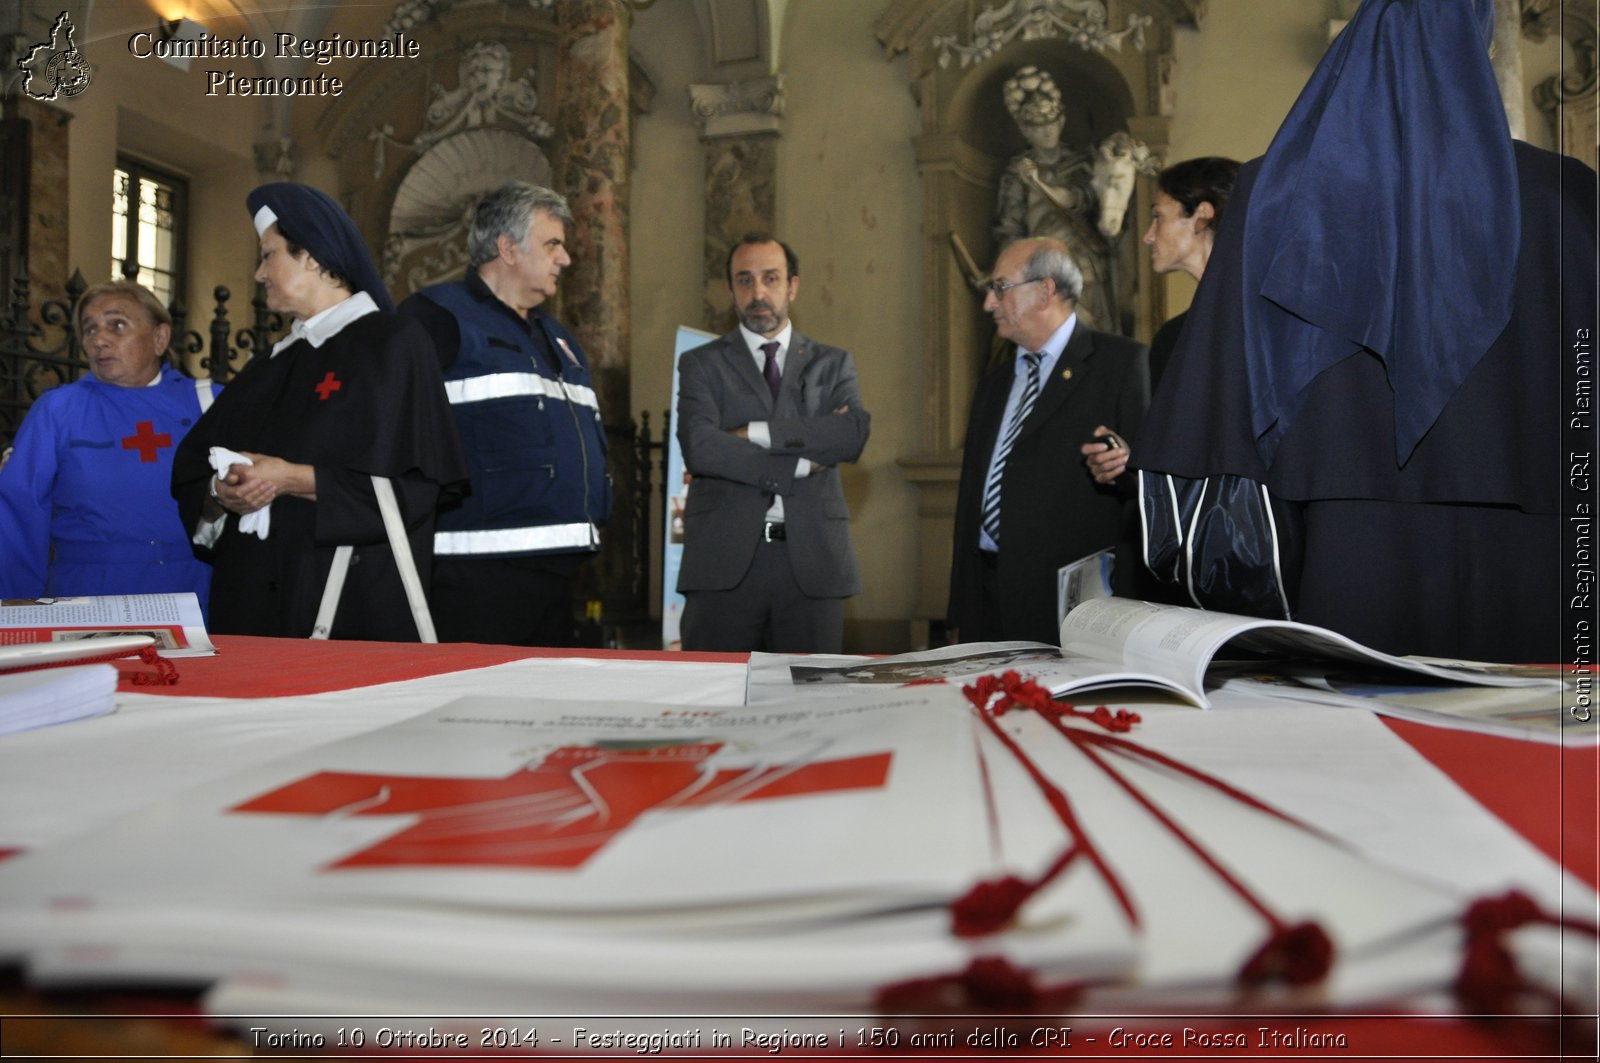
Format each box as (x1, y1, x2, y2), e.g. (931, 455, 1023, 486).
(317, 7, 563, 304)
(1523, 0, 1599, 169)
(933, 0, 1153, 67)
(366, 38, 557, 291)
(385, 128, 554, 291)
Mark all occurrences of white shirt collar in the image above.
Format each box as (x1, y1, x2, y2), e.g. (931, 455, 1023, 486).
(739, 321, 793, 359)
(1032, 312, 1077, 361)
(271, 291, 380, 357)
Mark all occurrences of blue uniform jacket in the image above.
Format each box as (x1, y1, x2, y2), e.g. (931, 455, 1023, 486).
(0, 366, 218, 611)
(407, 280, 610, 557)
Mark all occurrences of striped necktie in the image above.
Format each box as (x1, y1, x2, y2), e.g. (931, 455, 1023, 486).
(980, 350, 1042, 547)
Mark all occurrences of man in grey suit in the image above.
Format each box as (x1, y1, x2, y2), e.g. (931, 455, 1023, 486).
(676, 233, 871, 652)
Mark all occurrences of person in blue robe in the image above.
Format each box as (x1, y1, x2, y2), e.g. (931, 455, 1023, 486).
(0, 281, 218, 612)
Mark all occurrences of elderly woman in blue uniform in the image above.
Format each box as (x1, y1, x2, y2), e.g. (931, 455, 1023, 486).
(0, 280, 218, 609)
(170, 182, 467, 640)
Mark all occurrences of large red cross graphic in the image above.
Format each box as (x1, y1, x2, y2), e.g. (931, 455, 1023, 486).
(232, 741, 891, 870)
(120, 420, 172, 463)
(314, 371, 342, 401)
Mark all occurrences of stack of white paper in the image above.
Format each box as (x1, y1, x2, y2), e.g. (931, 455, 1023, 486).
(0, 662, 119, 736)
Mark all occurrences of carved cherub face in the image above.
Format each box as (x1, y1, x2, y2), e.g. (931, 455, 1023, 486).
(462, 43, 510, 96)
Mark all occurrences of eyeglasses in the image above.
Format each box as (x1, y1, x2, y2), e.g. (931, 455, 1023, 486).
(987, 277, 1043, 296)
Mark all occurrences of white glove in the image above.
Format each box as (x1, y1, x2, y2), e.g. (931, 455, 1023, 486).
(208, 446, 271, 540)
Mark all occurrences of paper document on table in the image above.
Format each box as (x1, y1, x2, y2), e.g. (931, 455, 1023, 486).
(0, 593, 215, 657)
(0, 689, 993, 919)
(1223, 663, 1592, 744)
(749, 598, 1554, 710)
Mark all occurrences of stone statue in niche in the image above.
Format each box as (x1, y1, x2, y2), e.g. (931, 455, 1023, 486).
(991, 65, 1113, 330)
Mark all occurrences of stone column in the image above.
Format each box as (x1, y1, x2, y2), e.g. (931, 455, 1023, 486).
(6, 98, 71, 310)
(688, 75, 785, 332)
(556, 0, 635, 623)
(557, 0, 632, 407)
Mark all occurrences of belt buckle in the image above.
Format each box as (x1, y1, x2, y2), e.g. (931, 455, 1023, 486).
(763, 521, 782, 543)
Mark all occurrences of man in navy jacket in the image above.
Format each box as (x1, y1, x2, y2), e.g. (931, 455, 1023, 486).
(400, 182, 610, 647)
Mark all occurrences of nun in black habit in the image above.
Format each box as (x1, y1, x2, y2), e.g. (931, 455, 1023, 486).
(1132, 0, 1597, 662)
(172, 183, 468, 640)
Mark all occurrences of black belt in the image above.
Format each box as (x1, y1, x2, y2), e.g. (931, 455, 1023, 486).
(762, 521, 787, 542)
(978, 549, 999, 570)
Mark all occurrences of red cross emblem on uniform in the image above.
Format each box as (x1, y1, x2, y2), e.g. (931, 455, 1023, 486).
(314, 371, 342, 401)
(120, 421, 172, 463)
(232, 742, 891, 870)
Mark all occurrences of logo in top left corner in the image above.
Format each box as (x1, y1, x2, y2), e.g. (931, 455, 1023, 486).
(18, 12, 93, 102)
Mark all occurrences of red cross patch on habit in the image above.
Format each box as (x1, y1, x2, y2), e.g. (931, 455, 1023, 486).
(121, 421, 172, 463)
(314, 371, 342, 401)
(231, 741, 891, 870)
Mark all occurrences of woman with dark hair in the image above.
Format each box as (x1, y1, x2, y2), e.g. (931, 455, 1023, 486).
(171, 183, 467, 640)
(1141, 156, 1240, 390)
(0, 280, 218, 608)
(1079, 157, 1239, 492)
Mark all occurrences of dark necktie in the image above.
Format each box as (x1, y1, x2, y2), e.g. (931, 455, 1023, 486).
(761, 341, 782, 403)
(981, 350, 1043, 547)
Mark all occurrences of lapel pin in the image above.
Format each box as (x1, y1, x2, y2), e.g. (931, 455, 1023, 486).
(1060, 367, 1073, 381)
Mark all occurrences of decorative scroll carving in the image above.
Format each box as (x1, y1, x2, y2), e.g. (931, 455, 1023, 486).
(688, 75, 786, 138)
(252, 136, 298, 178)
(368, 39, 552, 178)
(933, 0, 1152, 67)
(1522, 0, 1598, 166)
(1523, 0, 1597, 109)
(382, 129, 553, 290)
(385, 0, 655, 37)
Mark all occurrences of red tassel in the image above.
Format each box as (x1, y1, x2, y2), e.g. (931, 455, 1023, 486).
(964, 672, 1140, 733)
(1450, 889, 1599, 1016)
(876, 955, 1056, 1014)
(126, 646, 179, 687)
(1453, 934, 1523, 1014)
(962, 956, 1042, 1010)
(1085, 705, 1141, 732)
(951, 875, 1033, 937)
(1461, 890, 1544, 938)
(1238, 921, 1335, 987)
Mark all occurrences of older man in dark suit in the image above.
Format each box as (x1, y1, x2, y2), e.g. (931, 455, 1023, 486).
(948, 237, 1149, 644)
(675, 234, 871, 652)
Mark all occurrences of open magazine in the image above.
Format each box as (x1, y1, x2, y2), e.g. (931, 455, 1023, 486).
(0, 593, 216, 658)
(747, 597, 1555, 711)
